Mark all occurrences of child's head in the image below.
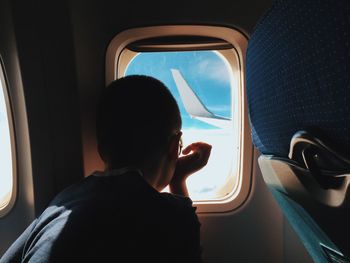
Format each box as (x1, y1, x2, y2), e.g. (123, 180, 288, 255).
(96, 75, 182, 174)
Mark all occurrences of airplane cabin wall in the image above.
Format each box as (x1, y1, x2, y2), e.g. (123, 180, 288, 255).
(0, 0, 35, 254)
(0, 0, 313, 261)
(0, 0, 84, 254)
(9, 0, 85, 213)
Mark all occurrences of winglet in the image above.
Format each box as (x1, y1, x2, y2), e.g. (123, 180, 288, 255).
(171, 69, 231, 129)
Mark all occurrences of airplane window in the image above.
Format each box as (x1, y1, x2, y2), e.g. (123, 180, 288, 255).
(124, 51, 239, 201)
(0, 63, 14, 212)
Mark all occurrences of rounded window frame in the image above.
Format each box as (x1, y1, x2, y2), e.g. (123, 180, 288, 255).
(0, 57, 17, 217)
(106, 25, 252, 213)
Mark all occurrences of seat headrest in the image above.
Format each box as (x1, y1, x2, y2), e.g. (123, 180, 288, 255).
(246, 0, 350, 157)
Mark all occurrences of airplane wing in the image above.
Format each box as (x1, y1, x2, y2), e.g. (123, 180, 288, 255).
(171, 69, 231, 129)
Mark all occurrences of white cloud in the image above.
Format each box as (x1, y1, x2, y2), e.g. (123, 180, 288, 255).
(183, 129, 237, 200)
(196, 59, 231, 84)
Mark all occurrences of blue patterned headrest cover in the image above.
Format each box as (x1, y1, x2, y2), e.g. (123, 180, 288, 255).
(246, 0, 350, 157)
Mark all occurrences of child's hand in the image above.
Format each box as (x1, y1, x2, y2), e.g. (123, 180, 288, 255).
(171, 142, 212, 185)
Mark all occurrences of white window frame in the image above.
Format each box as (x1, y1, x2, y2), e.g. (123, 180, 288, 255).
(105, 25, 252, 213)
(0, 58, 17, 217)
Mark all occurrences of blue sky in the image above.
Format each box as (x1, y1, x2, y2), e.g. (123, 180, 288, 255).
(125, 51, 232, 130)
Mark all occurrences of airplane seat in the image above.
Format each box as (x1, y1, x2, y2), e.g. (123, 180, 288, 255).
(246, 0, 350, 262)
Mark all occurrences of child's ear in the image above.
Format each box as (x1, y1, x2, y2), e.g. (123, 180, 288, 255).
(167, 132, 182, 161)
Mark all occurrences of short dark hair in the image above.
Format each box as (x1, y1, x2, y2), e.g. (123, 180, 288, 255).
(96, 75, 181, 167)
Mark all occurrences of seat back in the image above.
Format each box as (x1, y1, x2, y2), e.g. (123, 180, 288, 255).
(246, 0, 350, 261)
